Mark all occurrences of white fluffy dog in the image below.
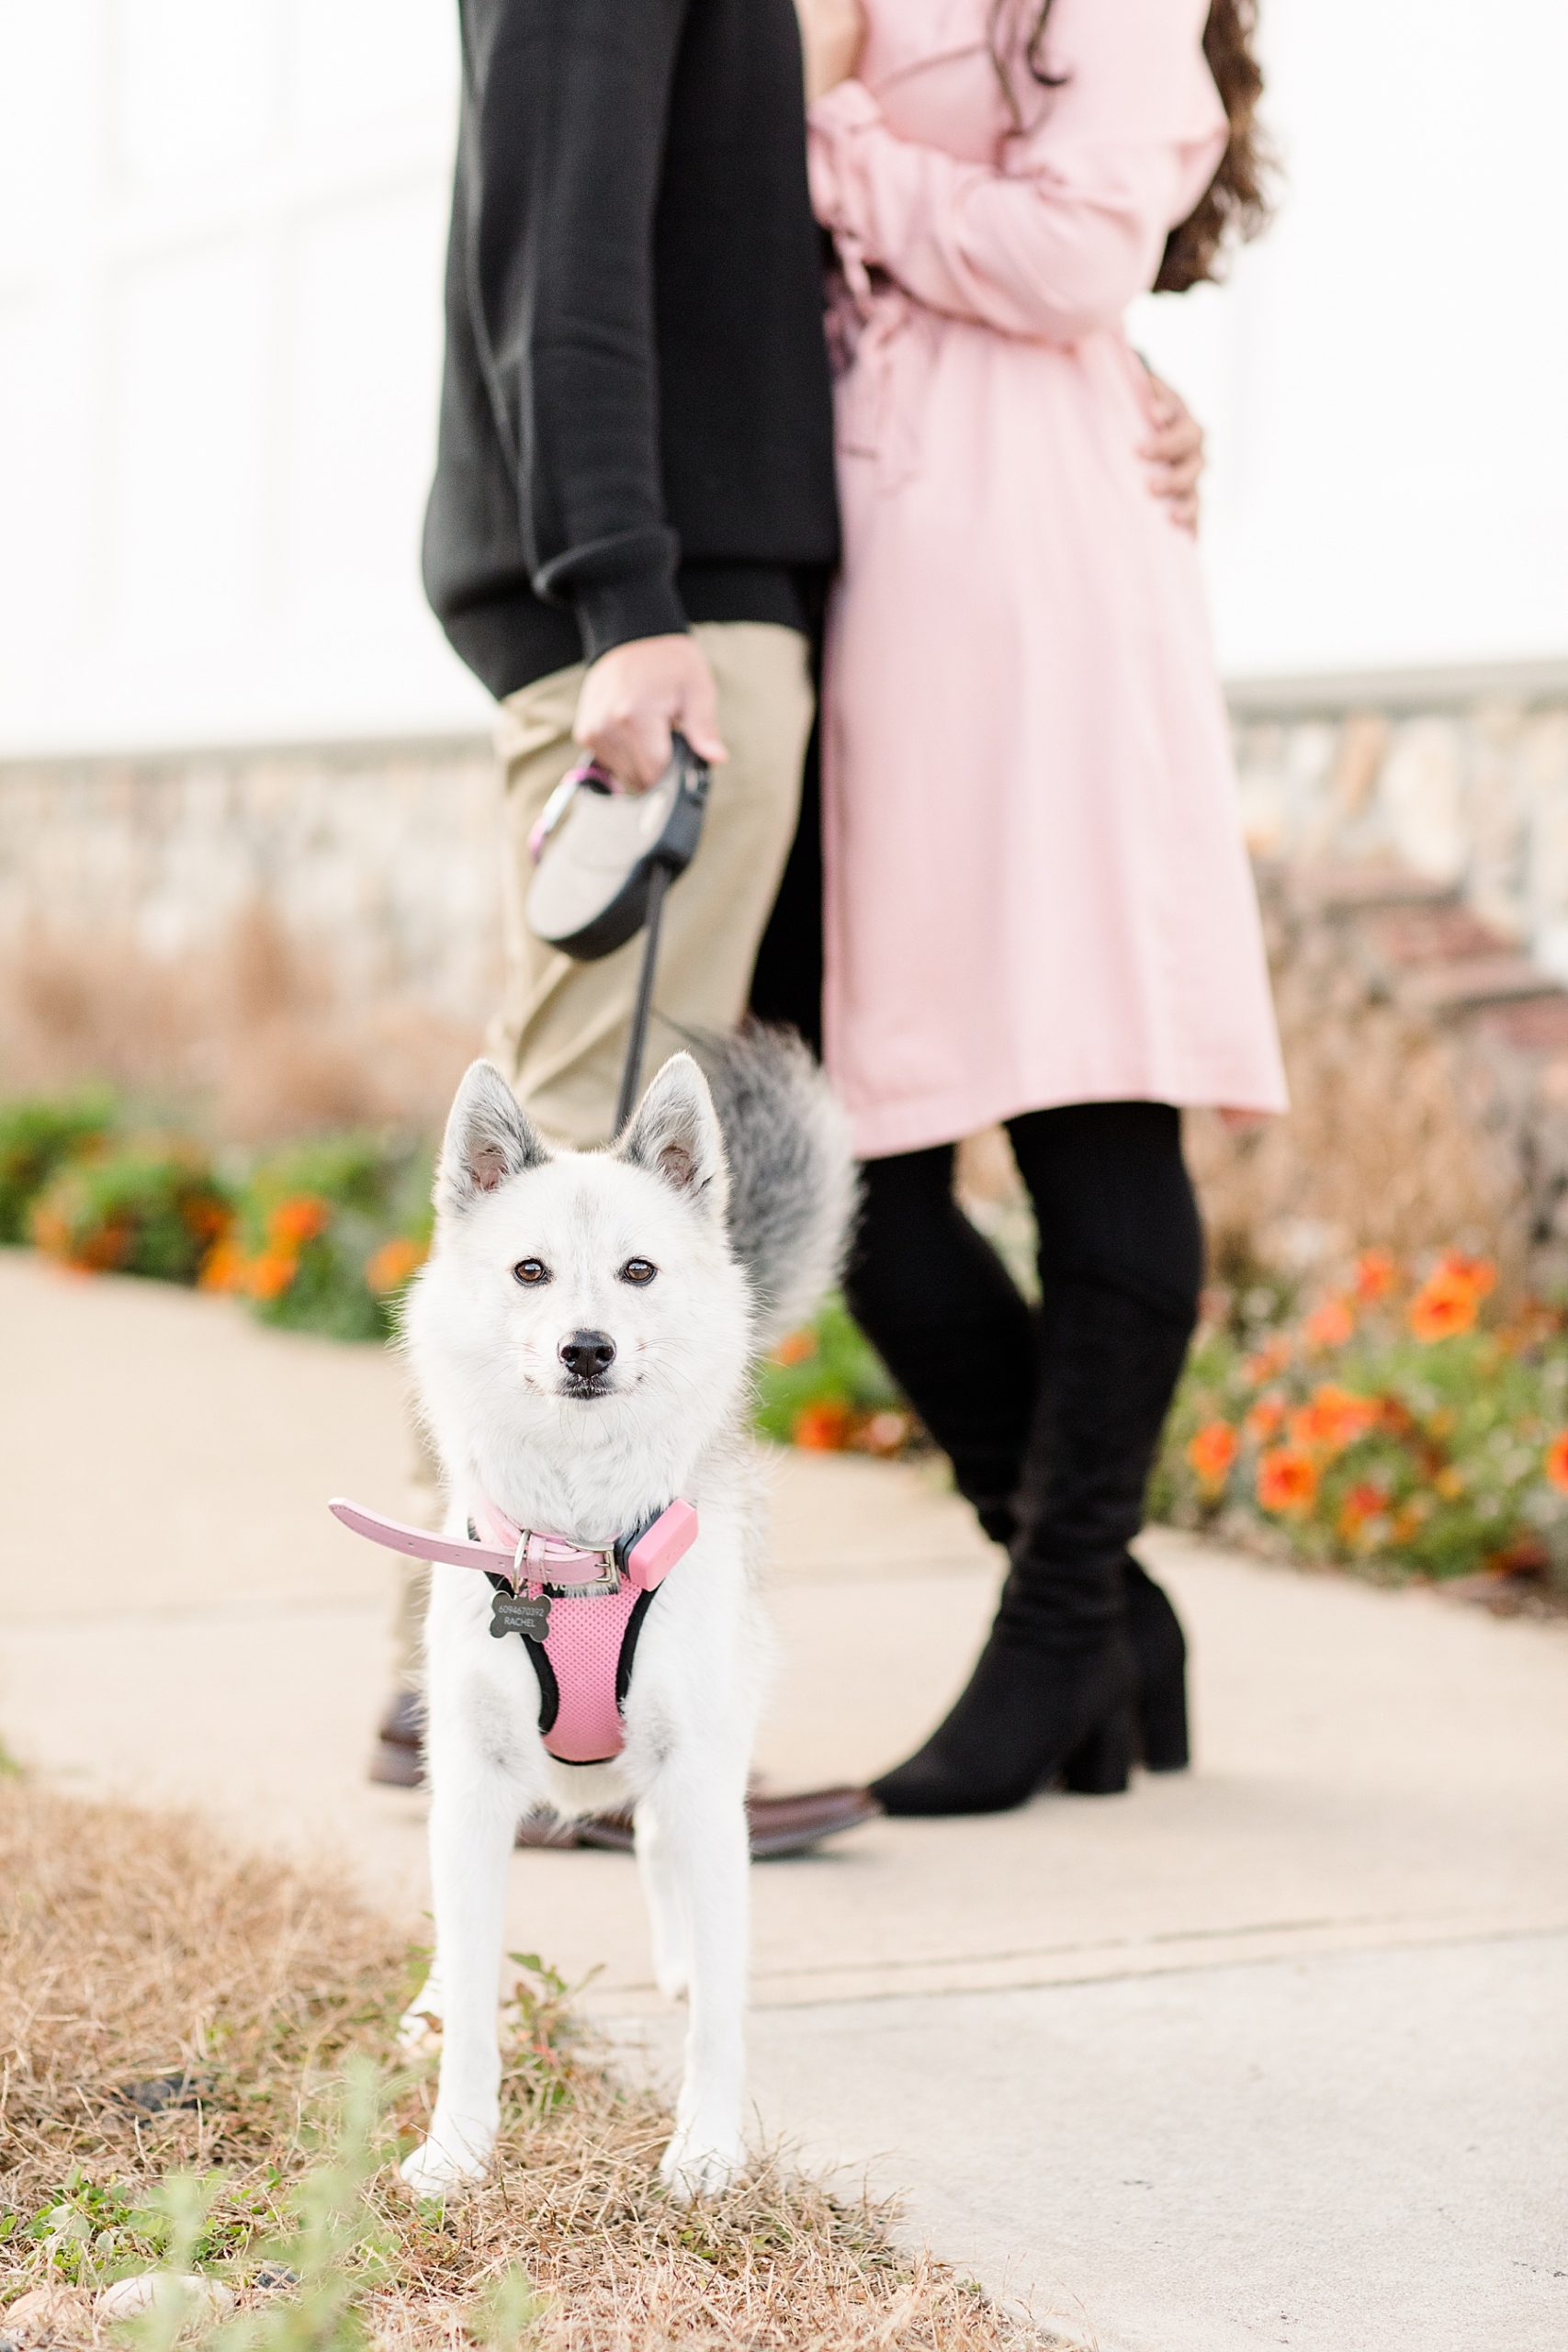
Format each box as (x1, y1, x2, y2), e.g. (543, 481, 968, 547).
(389, 1029, 853, 2199)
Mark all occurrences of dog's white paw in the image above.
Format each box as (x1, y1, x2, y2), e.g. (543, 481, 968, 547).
(659, 2125, 745, 2202)
(400, 2122, 492, 2197)
(653, 1956, 689, 2003)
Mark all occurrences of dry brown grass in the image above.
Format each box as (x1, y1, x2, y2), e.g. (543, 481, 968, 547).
(1183, 886, 1525, 1294)
(0, 1785, 1066, 2350)
(0, 912, 479, 1145)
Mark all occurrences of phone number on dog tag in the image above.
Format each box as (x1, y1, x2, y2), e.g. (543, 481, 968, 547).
(490, 1591, 551, 1642)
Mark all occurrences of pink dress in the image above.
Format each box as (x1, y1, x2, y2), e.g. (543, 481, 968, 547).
(808, 0, 1287, 1160)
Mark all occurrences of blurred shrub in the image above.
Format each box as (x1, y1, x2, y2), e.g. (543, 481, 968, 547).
(754, 1295, 919, 1456)
(1155, 1247, 1568, 1585)
(29, 1138, 231, 1283)
(14, 1087, 1568, 1592)
(200, 1134, 434, 1341)
(4, 1087, 432, 1334)
(0, 1089, 116, 1243)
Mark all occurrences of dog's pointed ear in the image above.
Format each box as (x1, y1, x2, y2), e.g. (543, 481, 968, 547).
(435, 1061, 548, 1216)
(615, 1052, 728, 1220)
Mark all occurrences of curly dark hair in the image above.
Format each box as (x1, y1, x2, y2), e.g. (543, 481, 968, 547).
(987, 0, 1273, 290)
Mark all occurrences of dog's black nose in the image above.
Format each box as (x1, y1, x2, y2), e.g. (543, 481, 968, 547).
(558, 1329, 615, 1382)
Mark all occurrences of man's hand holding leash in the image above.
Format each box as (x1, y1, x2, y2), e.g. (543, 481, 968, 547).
(574, 634, 729, 790)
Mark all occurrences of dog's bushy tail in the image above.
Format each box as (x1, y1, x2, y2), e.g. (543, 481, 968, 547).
(684, 1023, 859, 1355)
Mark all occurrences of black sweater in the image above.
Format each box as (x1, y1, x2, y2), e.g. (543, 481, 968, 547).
(423, 0, 840, 701)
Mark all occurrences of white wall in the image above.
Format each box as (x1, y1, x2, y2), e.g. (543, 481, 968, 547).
(0, 0, 491, 752)
(1, 0, 1565, 759)
(1129, 0, 1568, 682)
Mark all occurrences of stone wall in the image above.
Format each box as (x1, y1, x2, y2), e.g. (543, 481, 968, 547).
(0, 735, 502, 1136)
(7, 673, 1568, 1288)
(1231, 672, 1568, 975)
(1201, 668, 1568, 1291)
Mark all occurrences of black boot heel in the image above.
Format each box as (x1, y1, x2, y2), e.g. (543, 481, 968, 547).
(871, 1633, 1136, 1816)
(1123, 1557, 1190, 1771)
(1138, 1656, 1190, 1772)
(1061, 1706, 1133, 1795)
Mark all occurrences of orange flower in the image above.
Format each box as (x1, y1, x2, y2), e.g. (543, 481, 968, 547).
(772, 1328, 819, 1367)
(1246, 1394, 1286, 1442)
(28, 1200, 132, 1270)
(365, 1236, 427, 1295)
(1186, 1419, 1239, 1492)
(792, 1399, 853, 1452)
(1247, 1396, 1287, 1443)
(266, 1193, 331, 1249)
(1433, 1465, 1466, 1499)
(1408, 1268, 1480, 1342)
(1352, 1249, 1398, 1304)
(244, 1250, 299, 1301)
(73, 1223, 133, 1272)
(183, 1195, 231, 1240)
(1545, 1431, 1568, 1494)
(1303, 1296, 1355, 1351)
(1257, 1445, 1319, 1516)
(1337, 1481, 1388, 1540)
(1435, 1250, 1496, 1300)
(1290, 1383, 1381, 1457)
(28, 1204, 72, 1259)
(1244, 1333, 1292, 1384)
(198, 1237, 250, 1294)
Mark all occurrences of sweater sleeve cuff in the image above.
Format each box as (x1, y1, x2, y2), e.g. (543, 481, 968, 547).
(807, 77, 884, 140)
(534, 526, 687, 665)
(573, 569, 689, 665)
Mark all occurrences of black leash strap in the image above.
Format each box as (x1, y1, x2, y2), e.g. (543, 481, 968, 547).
(613, 856, 672, 1138)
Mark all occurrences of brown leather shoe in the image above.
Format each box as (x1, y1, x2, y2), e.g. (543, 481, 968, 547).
(372, 1690, 882, 1858)
(368, 1689, 424, 1788)
(746, 1785, 883, 1858)
(516, 1784, 881, 1860)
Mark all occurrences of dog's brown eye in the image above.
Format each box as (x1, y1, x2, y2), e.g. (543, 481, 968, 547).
(619, 1258, 657, 1285)
(513, 1259, 549, 1285)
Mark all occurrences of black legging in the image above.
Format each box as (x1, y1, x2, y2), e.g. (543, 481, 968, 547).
(845, 1102, 1203, 1557)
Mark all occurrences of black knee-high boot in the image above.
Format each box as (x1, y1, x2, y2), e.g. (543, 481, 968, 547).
(844, 1145, 1035, 1545)
(871, 1268, 1196, 1815)
(849, 1137, 1195, 1782)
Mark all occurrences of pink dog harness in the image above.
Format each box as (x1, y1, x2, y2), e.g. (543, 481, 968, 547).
(329, 1494, 697, 1764)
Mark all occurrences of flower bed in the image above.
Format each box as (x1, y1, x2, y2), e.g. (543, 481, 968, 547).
(1154, 1249, 1568, 1585)
(4, 1091, 432, 1339)
(197, 1133, 434, 1341)
(0, 1090, 115, 1243)
(758, 1247, 1568, 1594)
(9, 1087, 1568, 1589)
(752, 1295, 919, 1458)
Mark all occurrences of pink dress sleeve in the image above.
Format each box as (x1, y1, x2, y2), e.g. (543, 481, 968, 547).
(808, 2, 1227, 343)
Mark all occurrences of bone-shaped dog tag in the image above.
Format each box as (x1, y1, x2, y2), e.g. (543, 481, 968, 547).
(490, 1590, 551, 1643)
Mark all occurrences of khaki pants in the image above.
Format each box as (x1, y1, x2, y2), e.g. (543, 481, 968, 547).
(390, 620, 814, 1682)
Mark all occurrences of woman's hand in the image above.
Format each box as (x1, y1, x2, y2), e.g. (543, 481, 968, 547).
(795, 0, 866, 106)
(1138, 369, 1206, 536)
(1217, 1108, 1269, 1135)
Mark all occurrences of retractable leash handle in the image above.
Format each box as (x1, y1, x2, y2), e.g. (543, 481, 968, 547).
(523, 730, 710, 1136)
(525, 732, 709, 959)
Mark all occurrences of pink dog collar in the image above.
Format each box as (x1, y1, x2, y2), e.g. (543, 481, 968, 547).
(328, 1493, 697, 1765)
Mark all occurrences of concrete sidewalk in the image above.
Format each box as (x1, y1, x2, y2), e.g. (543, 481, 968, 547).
(3, 1249, 1565, 2350)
